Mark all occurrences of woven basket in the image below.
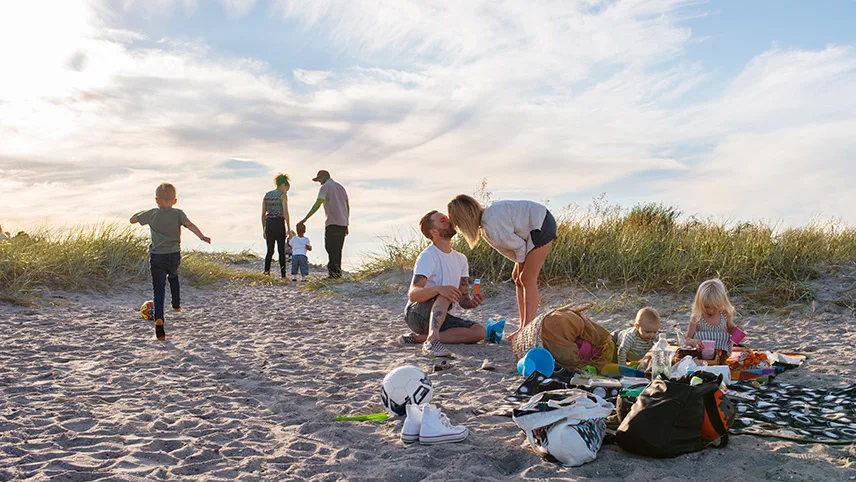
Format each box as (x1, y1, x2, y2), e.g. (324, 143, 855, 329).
(512, 301, 596, 361)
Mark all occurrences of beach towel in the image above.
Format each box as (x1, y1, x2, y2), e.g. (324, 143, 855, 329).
(728, 381, 856, 444)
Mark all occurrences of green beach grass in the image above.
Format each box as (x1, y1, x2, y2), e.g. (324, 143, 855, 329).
(3, 201, 855, 306)
(0, 224, 279, 304)
(360, 200, 856, 304)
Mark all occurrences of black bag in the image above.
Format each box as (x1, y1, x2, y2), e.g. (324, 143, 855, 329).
(616, 372, 730, 458)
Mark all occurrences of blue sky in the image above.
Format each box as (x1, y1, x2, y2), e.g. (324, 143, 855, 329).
(2, 0, 855, 268)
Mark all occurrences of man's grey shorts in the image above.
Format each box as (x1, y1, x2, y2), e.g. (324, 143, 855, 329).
(404, 298, 476, 335)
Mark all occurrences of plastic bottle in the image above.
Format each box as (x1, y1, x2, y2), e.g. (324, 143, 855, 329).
(473, 278, 481, 296)
(651, 333, 672, 380)
(673, 325, 686, 348)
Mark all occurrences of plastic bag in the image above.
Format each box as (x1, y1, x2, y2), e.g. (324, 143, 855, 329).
(512, 389, 614, 466)
(671, 356, 697, 379)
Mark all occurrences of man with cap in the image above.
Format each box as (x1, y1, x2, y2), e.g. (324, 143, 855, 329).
(297, 170, 350, 279)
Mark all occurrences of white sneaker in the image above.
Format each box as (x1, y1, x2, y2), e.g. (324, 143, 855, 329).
(401, 403, 424, 444)
(291, 277, 297, 281)
(422, 341, 451, 357)
(419, 405, 468, 445)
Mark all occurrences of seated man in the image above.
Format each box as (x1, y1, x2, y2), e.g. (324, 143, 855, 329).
(399, 210, 486, 357)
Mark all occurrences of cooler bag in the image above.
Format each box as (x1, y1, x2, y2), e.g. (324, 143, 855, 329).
(616, 372, 735, 458)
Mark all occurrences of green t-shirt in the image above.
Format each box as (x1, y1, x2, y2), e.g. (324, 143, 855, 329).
(136, 207, 189, 254)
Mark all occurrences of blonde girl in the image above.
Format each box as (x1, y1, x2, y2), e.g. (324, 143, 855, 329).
(685, 278, 740, 364)
(447, 194, 557, 340)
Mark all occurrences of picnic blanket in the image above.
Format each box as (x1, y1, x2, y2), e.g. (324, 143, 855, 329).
(728, 381, 856, 444)
(486, 349, 842, 445)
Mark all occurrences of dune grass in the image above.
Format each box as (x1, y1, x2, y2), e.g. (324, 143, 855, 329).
(360, 200, 856, 304)
(0, 225, 278, 304)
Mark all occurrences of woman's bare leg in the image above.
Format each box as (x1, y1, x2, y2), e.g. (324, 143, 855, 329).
(520, 241, 553, 326)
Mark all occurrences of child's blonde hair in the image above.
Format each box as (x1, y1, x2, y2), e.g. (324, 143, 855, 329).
(635, 306, 661, 327)
(691, 278, 735, 321)
(156, 183, 177, 201)
(447, 194, 484, 249)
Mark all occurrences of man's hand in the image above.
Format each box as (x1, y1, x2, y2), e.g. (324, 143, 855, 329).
(460, 293, 483, 309)
(436, 285, 462, 303)
(200, 236, 211, 244)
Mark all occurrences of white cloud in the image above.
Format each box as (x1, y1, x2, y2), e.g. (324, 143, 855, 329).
(293, 69, 332, 85)
(1, 0, 855, 267)
(220, 0, 256, 17)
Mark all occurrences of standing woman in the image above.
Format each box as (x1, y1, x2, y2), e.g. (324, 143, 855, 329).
(447, 195, 557, 340)
(262, 173, 291, 277)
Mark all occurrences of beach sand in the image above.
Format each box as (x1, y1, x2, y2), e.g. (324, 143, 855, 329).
(2, 264, 855, 481)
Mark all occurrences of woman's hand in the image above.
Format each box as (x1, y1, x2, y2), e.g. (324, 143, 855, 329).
(512, 262, 525, 286)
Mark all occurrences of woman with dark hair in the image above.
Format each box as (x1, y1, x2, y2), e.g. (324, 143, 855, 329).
(262, 173, 291, 277)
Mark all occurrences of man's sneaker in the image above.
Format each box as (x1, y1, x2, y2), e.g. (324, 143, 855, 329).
(401, 404, 424, 444)
(422, 341, 451, 357)
(419, 405, 468, 445)
(397, 333, 419, 345)
(155, 319, 166, 341)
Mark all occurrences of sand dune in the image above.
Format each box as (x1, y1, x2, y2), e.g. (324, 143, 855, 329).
(2, 265, 855, 480)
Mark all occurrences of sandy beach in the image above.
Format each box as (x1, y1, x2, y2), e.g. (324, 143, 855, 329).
(2, 263, 856, 481)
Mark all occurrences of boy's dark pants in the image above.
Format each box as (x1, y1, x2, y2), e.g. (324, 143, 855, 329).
(325, 225, 347, 278)
(150, 252, 181, 321)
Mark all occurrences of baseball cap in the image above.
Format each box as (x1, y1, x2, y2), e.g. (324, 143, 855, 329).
(312, 170, 330, 182)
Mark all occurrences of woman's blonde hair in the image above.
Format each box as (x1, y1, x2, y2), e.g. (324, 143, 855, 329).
(691, 278, 735, 321)
(447, 194, 484, 249)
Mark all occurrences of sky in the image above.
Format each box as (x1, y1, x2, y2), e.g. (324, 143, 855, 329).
(1, 0, 855, 269)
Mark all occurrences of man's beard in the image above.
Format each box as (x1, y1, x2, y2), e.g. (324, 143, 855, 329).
(439, 226, 457, 239)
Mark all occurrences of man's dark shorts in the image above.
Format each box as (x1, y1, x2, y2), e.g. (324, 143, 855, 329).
(405, 297, 476, 335)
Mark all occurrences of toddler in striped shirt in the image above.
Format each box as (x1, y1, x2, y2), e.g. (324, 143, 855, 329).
(614, 307, 661, 366)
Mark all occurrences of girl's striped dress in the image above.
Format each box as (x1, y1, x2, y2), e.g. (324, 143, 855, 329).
(692, 312, 732, 351)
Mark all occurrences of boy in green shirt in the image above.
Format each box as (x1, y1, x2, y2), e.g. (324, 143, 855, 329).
(131, 183, 210, 341)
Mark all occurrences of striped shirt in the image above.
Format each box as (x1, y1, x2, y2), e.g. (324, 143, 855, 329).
(692, 312, 732, 351)
(614, 327, 655, 365)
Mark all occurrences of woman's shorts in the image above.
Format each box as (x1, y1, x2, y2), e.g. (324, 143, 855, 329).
(530, 209, 558, 249)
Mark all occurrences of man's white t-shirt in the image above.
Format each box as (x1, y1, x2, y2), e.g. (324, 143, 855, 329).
(289, 236, 311, 256)
(412, 244, 469, 290)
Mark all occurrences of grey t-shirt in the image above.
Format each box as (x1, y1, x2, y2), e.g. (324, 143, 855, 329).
(136, 207, 189, 254)
(318, 178, 349, 227)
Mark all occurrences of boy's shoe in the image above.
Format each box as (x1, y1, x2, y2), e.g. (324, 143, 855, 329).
(291, 277, 297, 281)
(422, 341, 451, 357)
(401, 403, 424, 444)
(155, 319, 166, 341)
(419, 405, 468, 445)
(397, 333, 419, 345)
(301, 276, 308, 282)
